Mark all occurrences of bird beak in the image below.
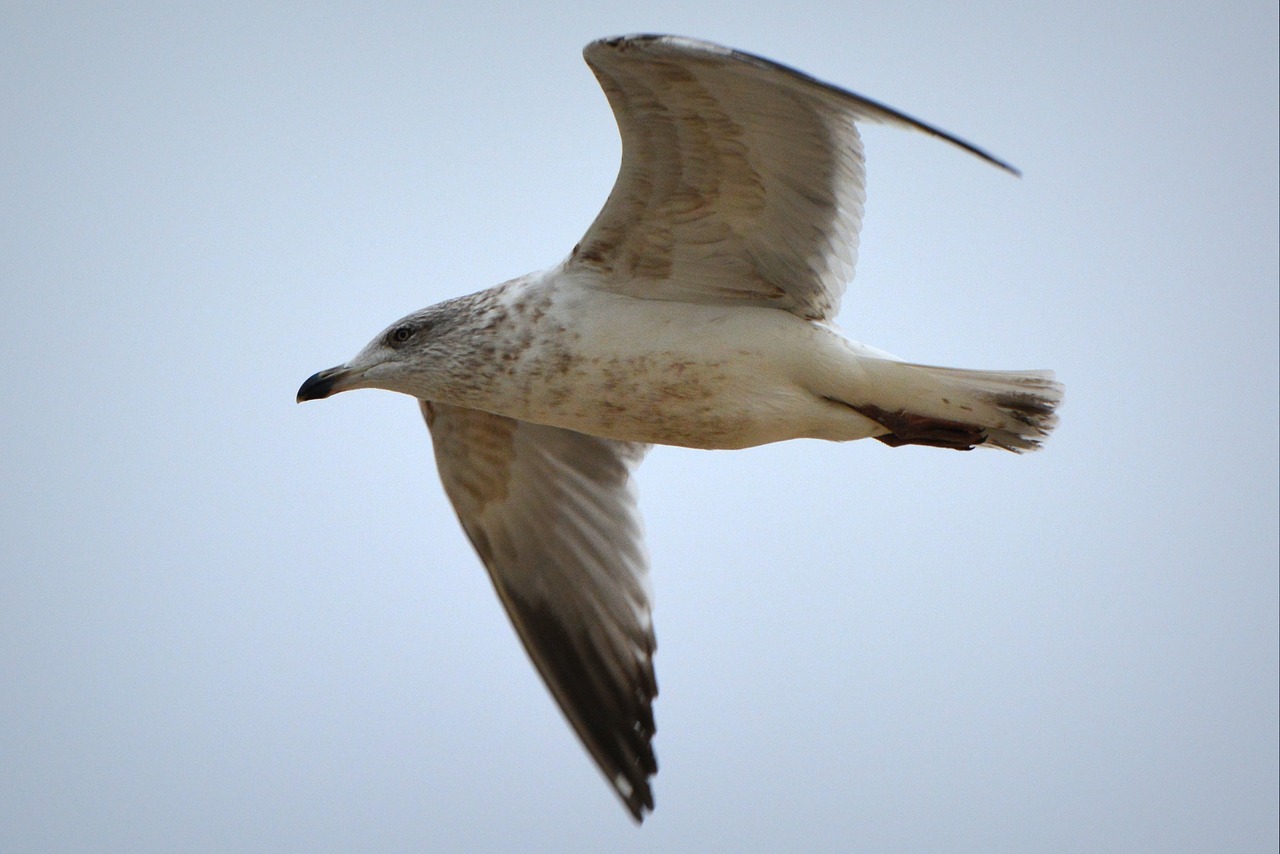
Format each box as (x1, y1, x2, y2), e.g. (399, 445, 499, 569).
(297, 365, 358, 402)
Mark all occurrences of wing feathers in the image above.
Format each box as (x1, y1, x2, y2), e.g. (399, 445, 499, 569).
(421, 401, 658, 820)
(571, 35, 1015, 321)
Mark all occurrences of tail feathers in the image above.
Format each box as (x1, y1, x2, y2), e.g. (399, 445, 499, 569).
(861, 363, 1063, 453)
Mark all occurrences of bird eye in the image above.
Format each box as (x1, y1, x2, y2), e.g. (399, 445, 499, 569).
(388, 324, 416, 346)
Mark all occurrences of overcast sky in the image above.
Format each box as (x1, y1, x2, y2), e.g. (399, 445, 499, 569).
(3, 3, 1276, 852)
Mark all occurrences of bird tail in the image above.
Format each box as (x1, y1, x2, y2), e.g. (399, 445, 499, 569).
(853, 361, 1063, 453)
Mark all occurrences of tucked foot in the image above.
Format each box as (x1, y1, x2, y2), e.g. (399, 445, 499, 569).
(856, 404, 986, 450)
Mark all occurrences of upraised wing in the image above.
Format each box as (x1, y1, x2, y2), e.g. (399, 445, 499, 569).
(570, 34, 1017, 321)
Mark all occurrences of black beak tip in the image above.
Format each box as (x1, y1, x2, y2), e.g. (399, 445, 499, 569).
(297, 368, 342, 403)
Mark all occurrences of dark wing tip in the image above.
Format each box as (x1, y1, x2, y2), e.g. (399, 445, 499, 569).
(584, 34, 1021, 178)
(846, 91, 1024, 177)
(621, 777, 655, 824)
(515, 602, 658, 821)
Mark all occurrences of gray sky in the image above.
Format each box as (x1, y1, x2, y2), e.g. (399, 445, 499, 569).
(3, 3, 1276, 852)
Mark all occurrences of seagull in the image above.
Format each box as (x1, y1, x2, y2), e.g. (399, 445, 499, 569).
(297, 34, 1061, 822)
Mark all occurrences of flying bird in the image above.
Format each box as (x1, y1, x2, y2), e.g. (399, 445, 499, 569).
(297, 34, 1061, 821)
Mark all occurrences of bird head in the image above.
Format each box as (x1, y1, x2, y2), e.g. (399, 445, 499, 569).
(297, 307, 446, 403)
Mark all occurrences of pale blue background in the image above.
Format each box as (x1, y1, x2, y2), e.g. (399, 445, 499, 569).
(3, 3, 1276, 852)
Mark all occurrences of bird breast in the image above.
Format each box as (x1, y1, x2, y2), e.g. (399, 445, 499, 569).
(452, 276, 832, 449)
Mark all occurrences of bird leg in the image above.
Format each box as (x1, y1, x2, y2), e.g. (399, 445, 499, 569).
(855, 404, 985, 451)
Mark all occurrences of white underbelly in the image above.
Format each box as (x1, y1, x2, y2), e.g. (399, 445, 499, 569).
(497, 290, 877, 449)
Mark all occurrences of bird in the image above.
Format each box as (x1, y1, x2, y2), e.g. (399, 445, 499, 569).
(297, 34, 1062, 822)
